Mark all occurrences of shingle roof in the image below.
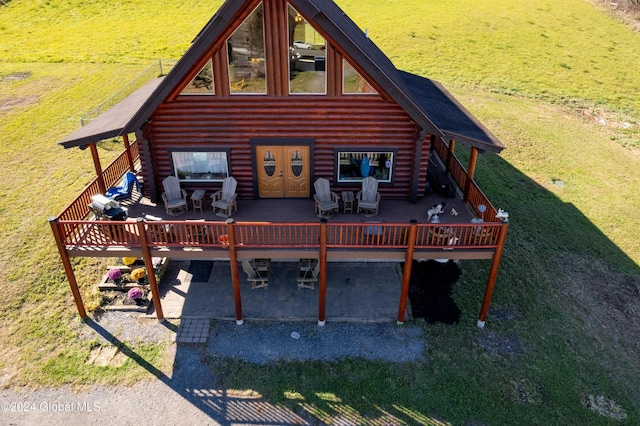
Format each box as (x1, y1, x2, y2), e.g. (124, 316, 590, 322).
(59, 0, 503, 153)
(59, 78, 163, 149)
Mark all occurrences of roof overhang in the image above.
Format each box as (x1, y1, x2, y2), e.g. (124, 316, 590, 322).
(58, 78, 164, 149)
(399, 72, 505, 153)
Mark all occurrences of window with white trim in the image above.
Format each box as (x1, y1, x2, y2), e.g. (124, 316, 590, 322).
(172, 151, 229, 182)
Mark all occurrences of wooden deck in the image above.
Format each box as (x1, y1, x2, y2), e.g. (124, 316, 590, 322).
(50, 141, 508, 324)
(121, 190, 477, 225)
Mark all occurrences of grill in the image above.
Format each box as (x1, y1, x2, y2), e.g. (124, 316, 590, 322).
(89, 194, 128, 221)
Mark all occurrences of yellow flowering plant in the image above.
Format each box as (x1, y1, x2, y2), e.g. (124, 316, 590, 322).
(122, 257, 138, 266)
(130, 268, 146, 282)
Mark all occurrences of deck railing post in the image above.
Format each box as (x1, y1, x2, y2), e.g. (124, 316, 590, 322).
(463, 147, 479, 202)
(397, 220, 418, 324)
(226, 218, 243, 325)
(446, 139, 456, 173)
(136, 218, 164, 321)
(123, 133, 135, 172)
(477, 221, 509, 328)
(49, 218, 87, 319)
(89, 142, 106, 194)
(318, 218, 328, 326)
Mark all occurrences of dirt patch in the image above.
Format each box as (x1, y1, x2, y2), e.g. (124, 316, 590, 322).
(0, 96, 39, 113)
(86, 345, 128, 367)
(582, 394, 628, 421)
(478, 332, 523, 357)
(501, 378, 544, 404)
(0, 72, 37, 113)
(577, 106, 637, 131)
(557, 254, 640, 342)
(0, 71, 31, 82)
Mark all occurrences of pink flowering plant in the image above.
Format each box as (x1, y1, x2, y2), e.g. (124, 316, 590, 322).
(107, 268, 122, 283)
(127, 287, 144, 300)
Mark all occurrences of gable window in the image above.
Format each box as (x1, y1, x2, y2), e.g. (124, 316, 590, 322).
(343, 60, 377, 94)
(227, 3, 266, 94)
(337, 151, 393, 183)
(172, 151, 229, 182)
(181, 59, 215, 95)
(288, 5, 326, 94)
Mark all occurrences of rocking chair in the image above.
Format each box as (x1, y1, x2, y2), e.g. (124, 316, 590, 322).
(356, 176, 381, 216)
(161, 176, 188, 216)
(211, 176, 238, 217)
(313, 178, 340, 217)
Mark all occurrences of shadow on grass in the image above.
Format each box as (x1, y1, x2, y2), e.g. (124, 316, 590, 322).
(82, 150, 639, 425)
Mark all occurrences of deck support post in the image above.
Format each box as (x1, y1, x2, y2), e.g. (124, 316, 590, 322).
(445, 139, 456, 173)
(397, 220, 418, 324)
(136, 218, 164, 321)
(226, 218, 243, 325)
(464, 147, 479, 202)
(123, 133, 135, 172)
(477, 221, 509, 328)
(49, 218, 86, 319)
(89, 142, 106, 194)
(318, 218, 328, 326)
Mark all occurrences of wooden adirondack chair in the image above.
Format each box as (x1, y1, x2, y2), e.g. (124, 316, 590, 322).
(356, 176, 381, 216)
(297, 259, 319, 289)
(161, 176, 188, 216)
(313, 178, 340, 217)
(242, 259, 269, 289)
(211, 176, 238, 217)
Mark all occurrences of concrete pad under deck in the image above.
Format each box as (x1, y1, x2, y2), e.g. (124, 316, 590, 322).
(146, 259, 408, 323)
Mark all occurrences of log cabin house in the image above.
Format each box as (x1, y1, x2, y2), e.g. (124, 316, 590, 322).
(51, 0, 508, 327)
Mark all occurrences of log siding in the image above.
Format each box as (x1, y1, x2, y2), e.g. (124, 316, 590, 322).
(147, 96, 422, 200)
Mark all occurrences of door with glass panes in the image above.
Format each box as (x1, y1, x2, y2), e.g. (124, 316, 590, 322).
(256, 146, 310, 198)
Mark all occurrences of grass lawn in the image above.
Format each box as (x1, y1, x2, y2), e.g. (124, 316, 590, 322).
(0, 0, 638, 424)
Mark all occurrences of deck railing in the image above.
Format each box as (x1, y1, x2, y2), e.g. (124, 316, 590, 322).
(57, 141, 140, 226)
(431, 137, 498, 221)
(53, 220, 503, 251)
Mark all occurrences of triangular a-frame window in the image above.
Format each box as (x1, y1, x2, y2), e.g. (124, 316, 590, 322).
(181, 59, 215, 95)
(343, 59, 377, 94)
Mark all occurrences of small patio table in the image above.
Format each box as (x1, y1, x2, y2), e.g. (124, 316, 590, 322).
(191, 189, 206, 213)
(342, 191, 355, 214)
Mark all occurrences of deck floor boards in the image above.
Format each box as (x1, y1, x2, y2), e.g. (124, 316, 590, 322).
(121, 191, 476, 225)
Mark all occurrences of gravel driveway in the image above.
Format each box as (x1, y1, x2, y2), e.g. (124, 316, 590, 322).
(1, 312, 426, 425)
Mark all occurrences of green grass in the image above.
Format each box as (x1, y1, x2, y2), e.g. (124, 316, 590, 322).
(0, 0, 639, 424)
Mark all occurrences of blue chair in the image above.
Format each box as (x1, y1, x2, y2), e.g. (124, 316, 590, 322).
(106, 172, 141, 201)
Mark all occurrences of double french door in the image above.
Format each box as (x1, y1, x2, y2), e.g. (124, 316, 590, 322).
(256, 145, 310, 198)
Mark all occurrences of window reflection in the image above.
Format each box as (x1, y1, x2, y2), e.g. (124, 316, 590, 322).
(181, 59, 215, 95)
(172, 152, 229, 182)
(343, 60, 377, 94)
(288, 5, 326, 94)
(228, 3, 266, 94)
(337, 152, 393, 182)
